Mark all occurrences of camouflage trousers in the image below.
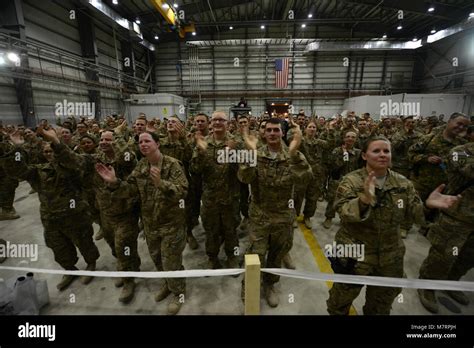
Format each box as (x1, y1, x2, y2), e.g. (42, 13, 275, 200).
(294, 174, 322, 218)
(201, 200, 240, 259)
(325, 179, 340, 219)
(145, 222, 186, 295)
(0, 176, 18, 209)
(185, 174, 202, 232)
(412, 180, 439, 228)
(42, 212, 100, 270)
(419, 213, 474, 281)
(240, 183, 250, 219)
(245, 218, 293, 285)
(327, 247, 404, 315)
(100, 211, 141, 272)
(392, 167, 413, 231)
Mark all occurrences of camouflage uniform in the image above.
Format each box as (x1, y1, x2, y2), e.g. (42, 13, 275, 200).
(108, 154, 188, 295)
(0, 143, 99, 270)
(0, 138, 19, 219)
(419, 142, 474, 282)
(238, 145, 312, 286)
(190, 133, 241, 264)
(327, 168, 424, 315)
(325, 146, 361, 220)
(296, 136, 330, 218)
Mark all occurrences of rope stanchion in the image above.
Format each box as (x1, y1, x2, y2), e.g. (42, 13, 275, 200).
(244, 254, 261, 315)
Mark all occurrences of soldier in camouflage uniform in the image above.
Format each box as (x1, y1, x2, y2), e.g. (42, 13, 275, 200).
(159, 116, 198, 250)
(418, 141, 474, 313)
(96, 131, 188, 315)
(190, 111, 241, 270)
(355, 119, 371, 149)
(390, 116, 422, 238)
(327, 136, 459, 315)
(408, 112, 468, 235)
(323, 131, 362, 229)
(0, 133, 20, 220)
(239, 118, 312, 307)
(2, 130, 100, 291)
(374, 117, 396, 140)
(297, 121, 331, 229)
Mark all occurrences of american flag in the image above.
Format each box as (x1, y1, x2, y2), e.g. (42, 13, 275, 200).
(275, 58, 289, 88)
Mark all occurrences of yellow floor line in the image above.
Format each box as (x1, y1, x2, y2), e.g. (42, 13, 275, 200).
(298, 220, 358, 315)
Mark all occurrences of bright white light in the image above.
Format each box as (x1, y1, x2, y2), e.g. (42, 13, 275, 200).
(428, 6, 435, 12)
(397, 25, 402, 30)
(301, 24, 306, 28)
(382, 34, 387, 39)
(412, 37, 417, 41)
(431, 29, 436, 34)
(192, 31, 196, 36)
(173, 3, 178, 8)
(135, 18, 140, 24)
(229, 26, 233, 30)
(470, 12, 474, 17)
(7, 52, 19, 62)
(260, 25, 265, 29)
(0, 56, 5, 65)
(154, 35, 159, 39)
(112, 0, 118, 4)
(308, 14, 312, 18)
(163, 3, 170, 9)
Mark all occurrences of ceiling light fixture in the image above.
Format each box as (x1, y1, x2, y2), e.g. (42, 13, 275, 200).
(229, 26, 233, 30)
(308, 14, 312, 18)
(260, 25, 265, 29)
(397, 24, 403, 30)
(428, 6, 435, 12)
(301, 24, 306, 28)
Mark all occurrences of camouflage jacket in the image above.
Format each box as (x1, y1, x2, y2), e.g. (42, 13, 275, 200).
(190, 133, 242, 205)
(159, 134, 192, 173)
(443, 142, 474, 223)
(334, 168, 424, 253)
(108, 154, 188, 234)
(408, 130, 466, 190)
(238, 145, 312, 224)
(328, 146, 361, 181)
(300, 136, 331, 176)
(391, 129, 422, 171)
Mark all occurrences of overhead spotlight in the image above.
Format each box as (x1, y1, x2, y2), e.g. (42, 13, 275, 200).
(229, 26, 233, 30)
(431, 28, 436, 34)
(308, 14, 313, 18)
(382, 34, 387, 39)
(162, 3, 170, 9)
(260, 25, 265, 29)
(135, 18, 141, 24)
(154, 35, 159, 40)
(397, 24, 403, 30)
(7, 52, 19, 62)
(412, 37, 417, 41)
(112, 0, 118, 4)
(428, 6, 435, 12)
(301, 24, 306, 28)
(173, 3, 178, 8)
(192, 31, 196, 36)
(469, 12, 474, 18)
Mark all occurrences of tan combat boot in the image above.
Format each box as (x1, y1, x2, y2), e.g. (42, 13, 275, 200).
(119, 279, 135, 304)
(322, 218, 332, 229)
(418, 289, 439, 313)
(80, 262, 96, 284)
(282, 254, 296, 270)
(167, 294, 183, 315)
(207, 257, 222, 269)
(304, 217, 313, 229)
(155, 284, 171, 302)
(186, 232, 198, 250)
(114, 278, 124, 288)
(264, 285, 279, 308)
(445, 290, 470, 305)
(57, 274, 78, 291)
(0, 207, 20, 221)
(400, 228, 408, 239)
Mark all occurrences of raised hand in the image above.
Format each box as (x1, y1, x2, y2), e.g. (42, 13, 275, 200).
(242, 128, 257, 151)
(289, 125, 302, 157)
(95, 163, 118, 184)
(425, 184, 461, 210)
(360, 171, 377, 206)
(38, 125, 60, 144)
(9, 130, 25, 146)
(195, 132, 208, 153)
(150, 165, 161, 187)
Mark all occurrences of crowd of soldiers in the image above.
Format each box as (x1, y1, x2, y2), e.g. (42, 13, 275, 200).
(0, 108, 473, 315)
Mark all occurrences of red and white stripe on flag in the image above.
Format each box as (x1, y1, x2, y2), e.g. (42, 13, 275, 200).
(275, 58, 289, 88)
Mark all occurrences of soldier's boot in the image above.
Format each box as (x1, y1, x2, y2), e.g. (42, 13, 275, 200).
(94, 228, 104, 241)
(296, 215, 304, 222)
(119, 279, 135, 304)
(292, 220, 298, 228)
(238, 217, 250, 231)
(167, 294, 183, 315)
(186, 231, 198, 250)
(445, 291, 470, 305)
(227, 256, 240, 278)
(114, 278, 124, 288)
(322, 218, 332, 229)
(418, 289, 439, 313)
(400, 228, 408, 239)
(207, 257, 222, 270)
(155, 284, 171, 302)
(264, 285, 279, 308)
(418, 226, 429, 237)
(0, 239, 6, 263)
(0, 207, 20, 221)
(304, 217, 313, 229)
(28, 188, 36, 194)
(282, 254, 296, 270)
(80, 262, 96, 285)
(57, 268, 79, 291)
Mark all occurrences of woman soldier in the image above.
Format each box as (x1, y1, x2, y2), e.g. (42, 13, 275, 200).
(326, 136, 460, 315)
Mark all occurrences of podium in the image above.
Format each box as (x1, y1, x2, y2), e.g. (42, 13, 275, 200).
(230, 106, 252, 119)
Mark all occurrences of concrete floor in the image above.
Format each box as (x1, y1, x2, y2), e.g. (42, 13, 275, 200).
(1, 181, 473, 315)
